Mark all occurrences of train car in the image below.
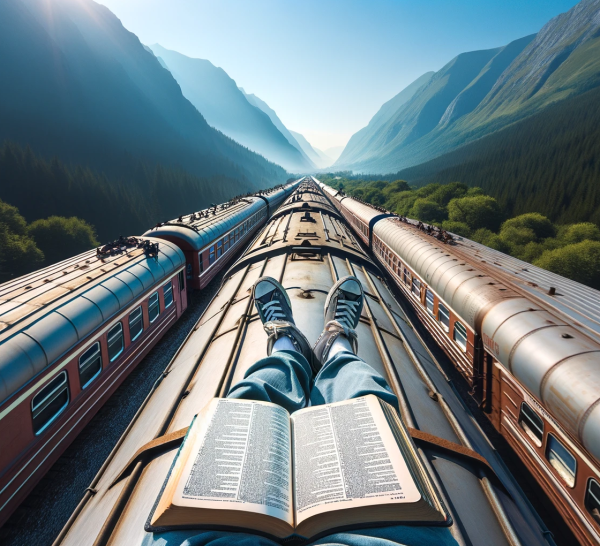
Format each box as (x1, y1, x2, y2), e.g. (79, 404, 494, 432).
(54, 180, 554, 546)
(317, 180, 600, 546)
(0, 237, 186, 528)
(144, 180, 303, 290)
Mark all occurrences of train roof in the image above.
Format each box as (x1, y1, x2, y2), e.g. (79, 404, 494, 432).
(0, 237, 184, 404)
(143, 197, 266, 252)
(341, 195, 390, 222)
(56, 181, 554, 546)
(452, 235, 600, 343)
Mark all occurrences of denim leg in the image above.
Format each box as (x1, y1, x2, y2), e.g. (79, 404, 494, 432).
(227, 350, 312, 414)
(310, 350, 399, 411)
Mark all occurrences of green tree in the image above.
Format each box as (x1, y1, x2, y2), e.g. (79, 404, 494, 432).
(500, 213, 556, 241)
(441, 221, 471, 238)
(471, 228, 510, 253)
(28, 216, 99, 265)
(534, 241, 600, 289)
(411, 199, 447, 223)
(0, 200, 44, 279)
(558, 223, 600, 245)
(447, 195, 503, 231)
(429, 182, 468, 206)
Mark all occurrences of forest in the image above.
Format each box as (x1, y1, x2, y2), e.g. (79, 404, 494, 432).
(0, 140, 285, 281)
(320, 174, 600, 290)
(392, 86, 600, 226)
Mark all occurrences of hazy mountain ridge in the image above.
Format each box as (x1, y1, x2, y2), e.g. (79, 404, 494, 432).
(336, 0, 600, 174)
(0, 0, 286, 196)
(151, 45, 312, 173)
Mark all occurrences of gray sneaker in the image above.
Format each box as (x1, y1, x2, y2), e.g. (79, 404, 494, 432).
(252, 277, 317, 371)
(313, 276, 364, 368)
(253, 276, 295, 325)
(323, 276, 364, 329)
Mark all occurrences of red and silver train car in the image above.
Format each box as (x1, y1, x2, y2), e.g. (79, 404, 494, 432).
(0, 237, 186, 527)
(317, 178, 600, 546)
(144, 181, 302, 290)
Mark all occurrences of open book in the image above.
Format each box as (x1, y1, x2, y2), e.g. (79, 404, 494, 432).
(147, 395, 448, 540)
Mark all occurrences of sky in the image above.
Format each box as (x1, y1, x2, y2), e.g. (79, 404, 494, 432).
(95, 0, 580, 151)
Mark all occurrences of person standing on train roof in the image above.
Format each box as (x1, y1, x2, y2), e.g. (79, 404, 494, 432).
(148, 276, 457, 546)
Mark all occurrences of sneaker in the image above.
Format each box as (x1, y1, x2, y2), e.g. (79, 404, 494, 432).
(253, 276, 295, 325)
(252, 277, 317, 371)
(323, 276, 364, 329)
(264, 320, 316, 371)
(313, 320, 358, 366)
(313, 276, 364, 367)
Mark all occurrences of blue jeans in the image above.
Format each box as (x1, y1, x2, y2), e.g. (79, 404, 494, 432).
(145, 350, 458, 546)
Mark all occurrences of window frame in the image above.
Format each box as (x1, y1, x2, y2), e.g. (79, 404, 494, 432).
(438, 303, 450, 332)
(78, 341, 103, 389)
(518, 402, 544, 447)
(163, 280, 174, 309)
(107, 322, 124, 362)
(148, 292, 160, 323)
(209, 246, 216, 265)
(403, 268, 410, 285)
(216, 240, 223, 258)
(546, 433, 577, 488)
(411, 277, 421, 298)
(585, 478, 600, 525)
(31, 371, 70, 435)
(453, 320, 468, 351)
(425, 290, 435, 315)
(129, 306, 144, 342)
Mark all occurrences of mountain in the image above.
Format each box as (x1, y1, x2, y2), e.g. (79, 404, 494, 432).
(286, 131, 330, 168)
(0, 0, 287, 197)
(337, 0, 600, 174)
(336, 71, 434, 166)
(394, 84, 600, 226)
(323, 146, 345, 163)
(239, 90, 315, 168)
(335, 35, 534, 172)
(150, 45, 312, 173)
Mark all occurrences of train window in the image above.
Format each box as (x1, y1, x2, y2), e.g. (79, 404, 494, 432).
(107, 322, 124, 362)
(453, 321, 467, 351)
(438, 303, 450, 332)
(148, 292, 160, 323)
(178, 270, 185, 292)
(426, 290, 435, 314)
(198, 252, 204, 273)
(585, 479, 600, 525)
(403, 268, 410, 285)
(217, 240, 223, 258)
(79, 342, 102, 388)
(32, 371, 69, 435)
(224, 236, 229, 251)
(129, 306, 143, 341)
(518, 402, 544, 446)
(546, 434, 577, 487)
(411, 278, 421, 297)
(163, 281, 174, 308)
(209, 246, 215, 265)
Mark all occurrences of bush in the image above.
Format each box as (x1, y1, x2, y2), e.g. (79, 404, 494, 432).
(534, 241, 600, 289)
(499, 226, 538, 248)
(442, 221, 471, 237)
(410, 199, 447, 223)
(500, 213, 556, 241)
(471, 228, 511, 253)
(558, 223, 600, 245)
(0, 199, 44, 279)
(428, 182, 468, 206)
(28, 216, 99, 265)
(448, 195, 503, 231)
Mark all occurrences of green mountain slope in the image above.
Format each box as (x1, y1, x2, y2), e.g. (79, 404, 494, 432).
(0, 0, 286, 194)
(395, 85, 600, 225)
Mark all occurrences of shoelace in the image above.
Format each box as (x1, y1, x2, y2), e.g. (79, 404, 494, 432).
(262, 299, 287, 322)
(334, 299, 360, 329)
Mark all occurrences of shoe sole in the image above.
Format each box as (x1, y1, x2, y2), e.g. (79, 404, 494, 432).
(253, 276, 293, 322)
(323, 275, 364, 328)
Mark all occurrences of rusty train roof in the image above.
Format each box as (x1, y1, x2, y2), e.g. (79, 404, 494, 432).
(0, 237, 184, 404)
(318, 181, 600, 467)
(56, 180, 554, 546)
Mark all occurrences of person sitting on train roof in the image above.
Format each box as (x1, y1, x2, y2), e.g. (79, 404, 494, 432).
(147, 276, 458, 546)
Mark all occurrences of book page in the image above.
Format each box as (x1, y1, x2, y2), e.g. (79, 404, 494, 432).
(173, 399, 293, 525)
(292, 396, 421, 525)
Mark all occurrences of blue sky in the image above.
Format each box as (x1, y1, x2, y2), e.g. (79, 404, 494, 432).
(96, 0, 580, 151)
